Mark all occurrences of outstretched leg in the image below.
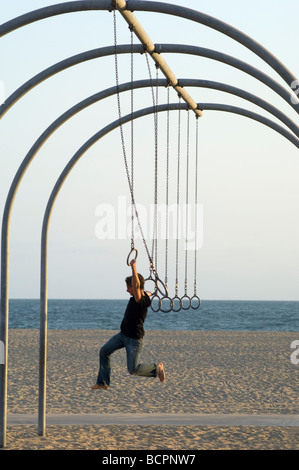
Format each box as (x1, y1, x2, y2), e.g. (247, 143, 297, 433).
(92, 332, 124, 389)
(125, 336, 164, 380)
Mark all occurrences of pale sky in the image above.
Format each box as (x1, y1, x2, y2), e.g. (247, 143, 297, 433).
(1, 0, 299, 300)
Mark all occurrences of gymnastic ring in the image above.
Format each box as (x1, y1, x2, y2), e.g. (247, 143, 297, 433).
(150, 293, 161, 312)
(190, 295, 201, 310)
(144, 275, 157, 297)
(181, 294, 191, 310)
(171, 295, 182, 313)
(154, 277, 168, 297)
(126, 247, 138, 266)
(160, 296, 173, 313)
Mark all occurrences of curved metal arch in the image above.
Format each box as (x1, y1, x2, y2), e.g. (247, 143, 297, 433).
(198, 104, 299, 148)
(1, 80, 299, 443)
(127, 1, 298, 91)
(2, 78, 298, 299)
(38, 99, 299, 435)
(3, 78, 298, 362)
(187, 80, 299, 138)
(159, 44, 299, 115)
(2, 79, 298, 408)
(1, 0, 298, 447)
(1, 43, 298, 120)
(0, 0, 297, 92)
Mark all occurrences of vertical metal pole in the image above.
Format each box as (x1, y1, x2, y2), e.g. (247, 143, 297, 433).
(0, 212, 10, 448)
(38, 220, 48, 436)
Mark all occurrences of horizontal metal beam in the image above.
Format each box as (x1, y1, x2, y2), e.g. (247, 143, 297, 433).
(114, 0, 202, 116)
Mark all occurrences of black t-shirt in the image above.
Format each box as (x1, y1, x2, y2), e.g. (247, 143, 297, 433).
(120, 292, 151, 339)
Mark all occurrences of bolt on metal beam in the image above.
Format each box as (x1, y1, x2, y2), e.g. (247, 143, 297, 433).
(113, 0, 202, 117)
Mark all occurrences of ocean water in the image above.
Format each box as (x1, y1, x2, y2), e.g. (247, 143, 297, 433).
(7, 299, 299, 331)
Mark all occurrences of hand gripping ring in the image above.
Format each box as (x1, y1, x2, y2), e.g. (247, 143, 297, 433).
(181, 294, 191, 310)
(191, 295, 201, 310)
(126, 247, 138, 266)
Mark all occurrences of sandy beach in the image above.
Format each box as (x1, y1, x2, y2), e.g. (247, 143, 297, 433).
(2, 329, 299, 450)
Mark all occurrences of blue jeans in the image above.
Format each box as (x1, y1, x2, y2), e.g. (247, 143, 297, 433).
(97, 331, 157, 387)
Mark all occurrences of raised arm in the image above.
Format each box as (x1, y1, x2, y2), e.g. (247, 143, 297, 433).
(130, 259, 142, 303)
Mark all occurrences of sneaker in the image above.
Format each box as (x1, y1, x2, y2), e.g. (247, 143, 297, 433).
(157, 362, 165, 382)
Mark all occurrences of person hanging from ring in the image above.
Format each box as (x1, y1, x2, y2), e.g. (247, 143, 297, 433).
(91, 259, 165, 390)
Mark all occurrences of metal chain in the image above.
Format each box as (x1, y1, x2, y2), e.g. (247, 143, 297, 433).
(184, 109, 190, 295)
(164, 86, 170, 289)
(174, 97, 181, 297)
(130, 26, 134, 249)
(194, 116, 199, 295)
(154, 65, 159, 270)
(113, 9, 161, 279)
(144, 54, 159, 268)
(113, 9, 152, 265)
